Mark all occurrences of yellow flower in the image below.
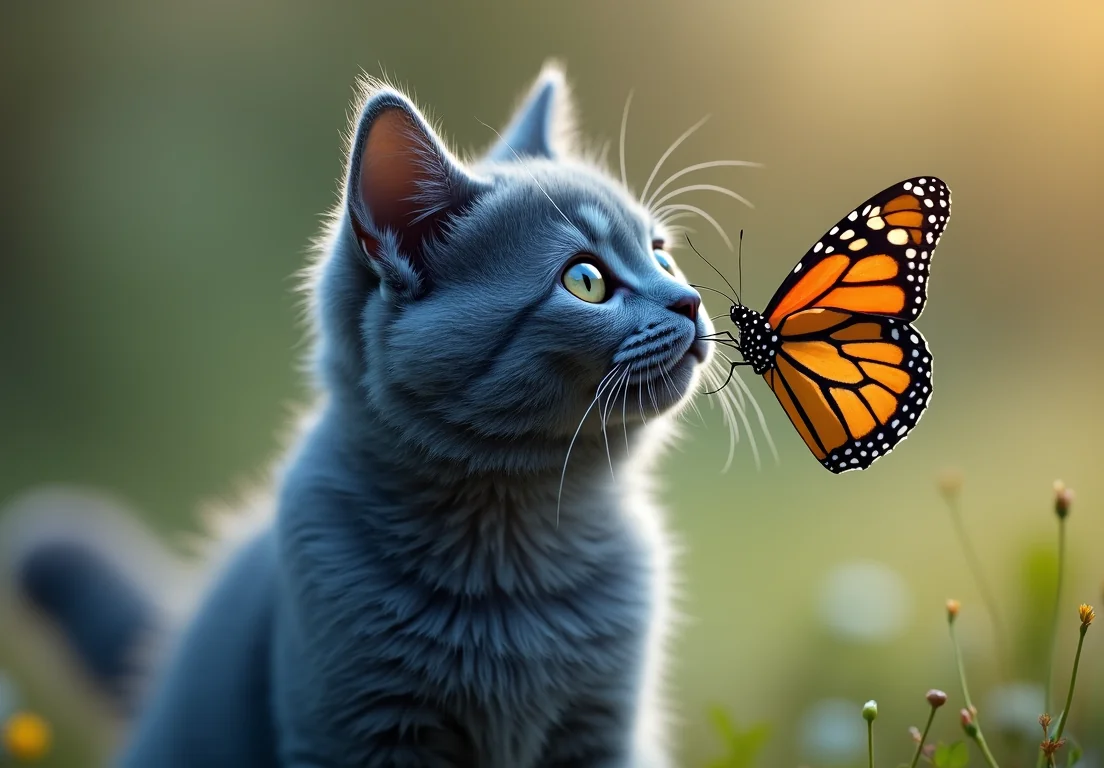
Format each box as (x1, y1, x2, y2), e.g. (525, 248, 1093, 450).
(3, 711, 51, 761)
(1079, 604, 1095, 628)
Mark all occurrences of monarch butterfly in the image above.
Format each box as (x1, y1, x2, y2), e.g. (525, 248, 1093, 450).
(700, 177, 951, 473)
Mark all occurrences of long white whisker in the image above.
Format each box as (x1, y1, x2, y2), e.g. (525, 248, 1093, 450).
(703, 355, 740, 470)
(557, 367, 621, 526)
(601, 367, 630, 480)
(651, 183, 754, 212)
(646, 160, 763, 209)
(619, 90, 634, 191)
(640, 115, 711, 205)
(731, 368, 779, 465)
(652, 204, 734, 250)
(726, 371, 760, 472)
(621, 373, 631, 453)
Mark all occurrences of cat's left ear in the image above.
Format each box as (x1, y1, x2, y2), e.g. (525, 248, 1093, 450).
(485, 61, 576, 162)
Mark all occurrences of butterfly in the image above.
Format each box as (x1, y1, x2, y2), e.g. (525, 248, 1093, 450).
(699, 177, 951, 473)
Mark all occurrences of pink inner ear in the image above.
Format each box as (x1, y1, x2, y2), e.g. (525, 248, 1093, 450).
(356, 108, 440, 259)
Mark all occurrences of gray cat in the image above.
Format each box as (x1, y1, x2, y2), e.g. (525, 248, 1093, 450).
(13, 64, 726, 767)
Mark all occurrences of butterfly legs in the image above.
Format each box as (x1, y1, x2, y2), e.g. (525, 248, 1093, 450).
(701, 358, 751, 396)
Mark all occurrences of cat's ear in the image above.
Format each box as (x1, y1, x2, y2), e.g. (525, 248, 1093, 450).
(346, 87, 486, 292)
(485, 61, 576, 162)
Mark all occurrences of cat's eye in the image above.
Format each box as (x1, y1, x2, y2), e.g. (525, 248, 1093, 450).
(562, 261, 608, 303)
(653, 249, 677, 276)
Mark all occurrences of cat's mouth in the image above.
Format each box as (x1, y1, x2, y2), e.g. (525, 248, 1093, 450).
(614, 328, 707, 386)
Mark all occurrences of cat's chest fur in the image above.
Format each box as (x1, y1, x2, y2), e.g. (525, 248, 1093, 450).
(272, 423, 657, 766)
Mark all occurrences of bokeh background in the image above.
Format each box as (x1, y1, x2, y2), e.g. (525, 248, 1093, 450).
(2, 1, 1103, 765)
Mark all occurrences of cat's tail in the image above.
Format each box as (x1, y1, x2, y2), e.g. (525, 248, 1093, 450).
(1, 486, 177, 718)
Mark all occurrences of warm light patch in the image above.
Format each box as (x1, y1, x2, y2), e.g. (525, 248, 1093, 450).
(867, 216, 886, 230)
(844, 255, 898, 283)
(840, 229, 855, 240)
(782, 341, 864, 384)
(779, 309, 851, 336)
(848, 238, 869, 251)
(859, 361, 910, 393)
(887, 228, 909, 246)
(860, 383, 898, 422)
(842, 342, 904, 364)
(831, 387, 877, 439)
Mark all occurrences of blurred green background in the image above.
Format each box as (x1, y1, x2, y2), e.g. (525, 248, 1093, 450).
(2, 1, 1103, 765)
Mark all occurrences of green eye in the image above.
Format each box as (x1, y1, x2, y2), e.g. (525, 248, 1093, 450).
(654, 249, 677, 275)
(562, 261, 608, 303)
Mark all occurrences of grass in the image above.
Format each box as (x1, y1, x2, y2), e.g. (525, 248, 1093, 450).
(704, 476, 1095, 768)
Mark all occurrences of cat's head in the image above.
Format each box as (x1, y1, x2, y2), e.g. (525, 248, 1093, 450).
(313, 64, 716, 472)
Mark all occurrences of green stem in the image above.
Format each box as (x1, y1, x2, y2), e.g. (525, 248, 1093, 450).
(908, 706, 938, 768)
(1053, 625, 1088, 743)
(1045, 518, 1068, 713)
(950, 620, 1002, 768)
(867, 718, 874, 768)
(1038, 517, 1068, 768)
(945, 496, 1011, 676)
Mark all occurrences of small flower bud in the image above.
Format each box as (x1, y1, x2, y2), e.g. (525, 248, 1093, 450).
(946, 599, 961, 623)
(960, 708, 978, 738)
(909, 725, 922, 742)
(862, 700, 878, 722)
(938, 469, 963, 502)
(1039, 713, 1052, 732)
(1053, 480, 1074, 519)
(1080, 604, 1095, 628)
(926, 689, 948, 708)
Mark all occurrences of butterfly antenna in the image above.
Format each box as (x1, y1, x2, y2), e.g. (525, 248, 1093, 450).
(685, 235, 741, 306)
(738, 229, 744, 301)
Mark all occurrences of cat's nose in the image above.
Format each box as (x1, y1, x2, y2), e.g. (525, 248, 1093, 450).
(668, 293, 700, 323)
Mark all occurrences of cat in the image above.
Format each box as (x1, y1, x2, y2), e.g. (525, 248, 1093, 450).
(7, 63, 719, 767)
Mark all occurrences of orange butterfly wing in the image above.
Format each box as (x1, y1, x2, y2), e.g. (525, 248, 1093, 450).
(764, 311, 932, 472)
(762, 177, 950, 328)
(759, 177, 950, 472)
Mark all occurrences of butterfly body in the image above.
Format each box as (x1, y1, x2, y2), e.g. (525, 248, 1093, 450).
(721, 177, 951, 474)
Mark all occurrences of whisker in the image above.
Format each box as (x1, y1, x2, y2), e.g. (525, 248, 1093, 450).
(725, 368, 760, 472)
(621, 371, 631, 453)
(639, 115, 711, 205)
(653, 204, 734, 250)
(707, 356, 741, 470)
(557, 367, 621, 526)
(730, 367, 779, 466)
(601, 367, 630, 480)
(646, 160, 763, 209)
(619, 90, 634, 191)
(651, 183, 754, 212)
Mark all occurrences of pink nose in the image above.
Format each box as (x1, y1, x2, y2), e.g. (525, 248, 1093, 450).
(668, 295, 700, 322)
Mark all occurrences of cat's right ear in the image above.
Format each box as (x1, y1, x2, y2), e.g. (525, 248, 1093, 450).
(345, 87, 487, 296)
(485, 62, 576, 162)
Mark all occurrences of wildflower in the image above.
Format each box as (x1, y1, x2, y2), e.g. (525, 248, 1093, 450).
(1041, 737, 1066, 757)
(926, 689, 947, 709)
(1079, 604, 1095, 628)
(909, 725, 922, 742)
(946, 599, 960, 623)
(862, 700, 878, 722)
(1039, 713, 1052, 731)
(1053, 480, 1074, 519)
(2, 711, 51, 761)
